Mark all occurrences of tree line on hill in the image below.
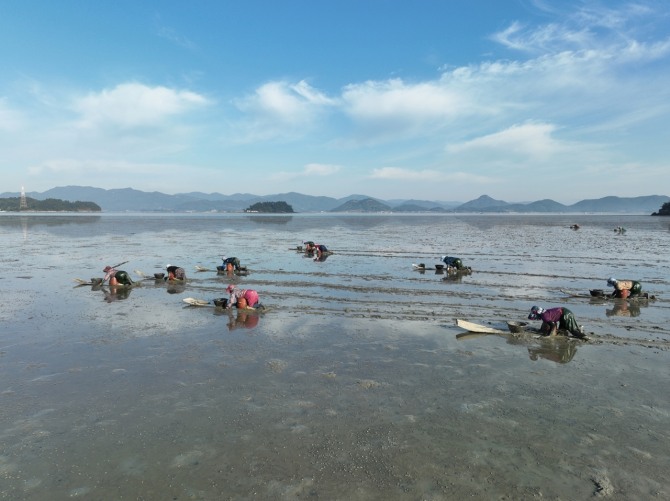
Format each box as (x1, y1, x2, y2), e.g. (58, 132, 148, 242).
(0, 197, 101, 212)
(244, 201, 294, 213)
(651, 202, 670, 216)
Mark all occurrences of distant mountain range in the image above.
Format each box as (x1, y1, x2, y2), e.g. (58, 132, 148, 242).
(1, 186, 667, 214)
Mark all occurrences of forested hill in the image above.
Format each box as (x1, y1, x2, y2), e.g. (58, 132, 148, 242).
(0, 197, 101, 212)
(652, 202, 670, 216)
(245, 201, 294, 213)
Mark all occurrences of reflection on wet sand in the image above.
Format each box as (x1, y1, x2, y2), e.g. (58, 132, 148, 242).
(527, 338, 578, 363)
(0, 214, 101, 236)
(227, 309, 261, 330)
(606, 300, 642, 317)
(166, 282, 186, 295)
(247, 215, 293, 225)
(102, 285, 132, 302)
(456, 330, 581, 364)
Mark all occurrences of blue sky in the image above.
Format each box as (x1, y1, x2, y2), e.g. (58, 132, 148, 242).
(1, 0, 669, 203)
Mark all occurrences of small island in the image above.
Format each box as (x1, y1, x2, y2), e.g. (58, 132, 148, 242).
(0, 197, 101, 212)
(245, 201, 294, 213)
(651, 202, 670, 216)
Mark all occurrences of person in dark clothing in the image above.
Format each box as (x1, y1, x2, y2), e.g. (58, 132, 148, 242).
(441, 256, 470, 272)
(220, 256, 242, 272)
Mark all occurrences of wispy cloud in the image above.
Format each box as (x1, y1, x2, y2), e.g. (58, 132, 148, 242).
(369, 167, 496, 185)
(0, 99, 25, 131)
(27, 158, 179, 177)
(154, 14, 197, 50)
(369, 167, 443, 181)
(492, 2, 669, 60)
(447, 122, 563, 159)
(25, 158, 217, 194)
(270, 163, 341, 181)
(304, 163, 340, 175)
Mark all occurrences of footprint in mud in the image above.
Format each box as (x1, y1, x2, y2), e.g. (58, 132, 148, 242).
(171, 449, 204, 468)
(266, 359, 288, 373)
(357, 379, 381, 389)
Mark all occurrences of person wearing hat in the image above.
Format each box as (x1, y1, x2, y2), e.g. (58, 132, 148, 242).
(528, 305, 586, 339)
(441, 256, 469, 272)
(219, 256, 242, 272)
(103, 265, 133, 286)
(225, 284, 260, 309)
(166, 264, 186, 281)
(607, 278, 643, 299)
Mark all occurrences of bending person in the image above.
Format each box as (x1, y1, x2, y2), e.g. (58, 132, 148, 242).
(607, 278, 642, 298)
(166, 264, 186, 281)
(305, 242, 329, 258)
(528, 305, 586, 339)
(103, 265, 133, 286)
(441, 256, 470, 271)
(220, 256, 242, 271)
(225, 284, 260, 309)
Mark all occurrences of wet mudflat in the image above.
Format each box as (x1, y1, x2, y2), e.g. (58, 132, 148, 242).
(0, 213, 669, 500)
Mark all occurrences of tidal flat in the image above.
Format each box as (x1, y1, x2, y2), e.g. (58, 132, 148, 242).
(0, 213, 668, 500)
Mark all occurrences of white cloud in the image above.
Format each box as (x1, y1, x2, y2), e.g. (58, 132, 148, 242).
(269, 163, 341, 182)
(236, 80, 336, 122)
(230, 80, 337, 143)
(447, 122, 563, 159)
(304, 163, 340, 175)
(342, 79, 465, 121)
(73, 82, 209, 129)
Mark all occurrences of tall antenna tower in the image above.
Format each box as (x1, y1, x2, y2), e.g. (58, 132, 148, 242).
(20, 186, 28, 210)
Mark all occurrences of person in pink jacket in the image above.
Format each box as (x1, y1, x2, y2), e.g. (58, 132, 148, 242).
(226, 284, 259, 309)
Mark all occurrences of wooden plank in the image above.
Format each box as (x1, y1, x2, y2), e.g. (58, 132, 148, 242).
(455, 318, 508, 335)
(183, 297, 211, 306)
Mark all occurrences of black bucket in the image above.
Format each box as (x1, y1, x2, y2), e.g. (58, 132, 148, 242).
(213, 298, 228, 308)
(507, 321, 528, 333)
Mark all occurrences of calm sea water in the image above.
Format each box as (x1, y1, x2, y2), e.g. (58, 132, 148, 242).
(1, 213, 669, 499)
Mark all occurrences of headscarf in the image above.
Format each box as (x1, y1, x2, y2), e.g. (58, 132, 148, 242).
(528, 305, 545, 320)
(103, 266, 115, 281)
